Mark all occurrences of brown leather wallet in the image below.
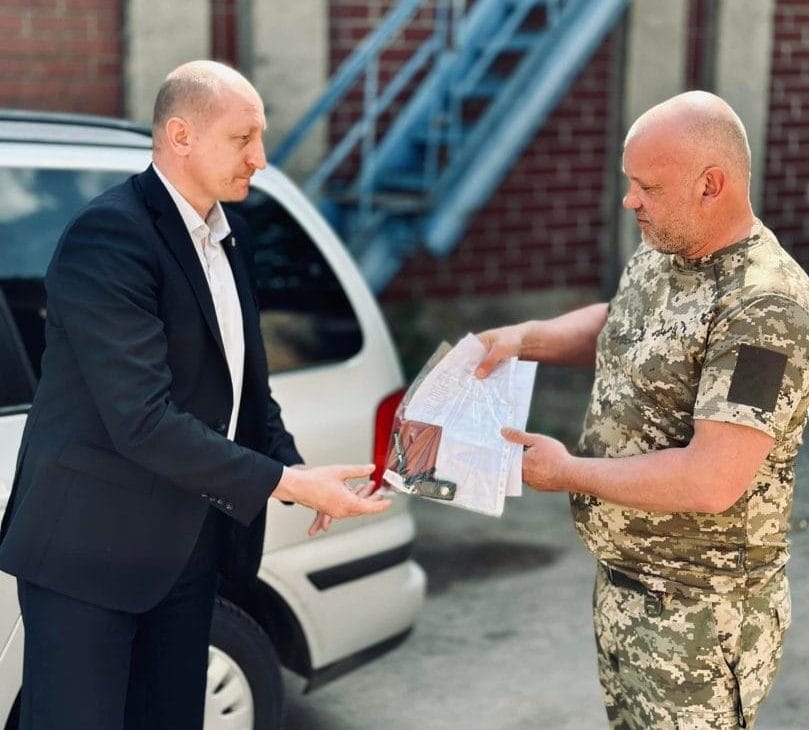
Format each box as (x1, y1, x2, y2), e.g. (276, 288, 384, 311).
(386, 419, 443, 477)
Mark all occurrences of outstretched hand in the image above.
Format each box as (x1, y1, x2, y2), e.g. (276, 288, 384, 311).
(307, 480, 388, 536)
(501, 427, 571, 492)
(273, 463, 392, 536)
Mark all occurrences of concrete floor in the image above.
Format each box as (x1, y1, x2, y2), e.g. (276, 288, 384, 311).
(282, 448, 809, 730)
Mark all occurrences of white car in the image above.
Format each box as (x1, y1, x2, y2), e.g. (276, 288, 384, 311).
(0, 111, 426, 730)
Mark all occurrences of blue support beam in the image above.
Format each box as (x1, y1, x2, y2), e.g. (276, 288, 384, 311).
(425, 0, 629, 255)
(269, 0, 630, 292)
(270, 0, 425, 167)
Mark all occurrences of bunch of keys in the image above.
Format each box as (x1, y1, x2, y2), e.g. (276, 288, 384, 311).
(387, 431, 456, 501)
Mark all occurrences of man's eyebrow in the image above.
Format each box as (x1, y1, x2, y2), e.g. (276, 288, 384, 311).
(624, 171, 658, 186)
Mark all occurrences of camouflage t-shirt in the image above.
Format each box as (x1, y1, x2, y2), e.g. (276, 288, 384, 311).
(572, 222, 809, 600)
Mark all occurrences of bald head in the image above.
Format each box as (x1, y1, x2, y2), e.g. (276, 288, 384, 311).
(152, 60, 262, 145)
(626, 91, 751, 183)
(150, 60, 267, 218)
(622, 92, 756, 257)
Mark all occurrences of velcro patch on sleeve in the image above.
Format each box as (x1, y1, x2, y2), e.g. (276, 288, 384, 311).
(726, 344, 788, 412)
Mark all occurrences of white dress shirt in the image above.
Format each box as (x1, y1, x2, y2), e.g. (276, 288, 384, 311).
(153, 164, 245, 441)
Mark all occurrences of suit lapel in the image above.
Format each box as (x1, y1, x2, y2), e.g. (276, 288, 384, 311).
(134, 167, 226, 358)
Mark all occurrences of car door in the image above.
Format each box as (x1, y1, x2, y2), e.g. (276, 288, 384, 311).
(0, 289, 34, 726)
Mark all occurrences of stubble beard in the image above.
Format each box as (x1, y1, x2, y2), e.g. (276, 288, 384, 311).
(641, 225, 692, 255)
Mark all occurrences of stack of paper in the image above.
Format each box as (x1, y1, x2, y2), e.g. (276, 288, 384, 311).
(384, 334, 537, 517)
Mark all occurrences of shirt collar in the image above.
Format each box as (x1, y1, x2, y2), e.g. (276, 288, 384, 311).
(151, 163, 231, 245)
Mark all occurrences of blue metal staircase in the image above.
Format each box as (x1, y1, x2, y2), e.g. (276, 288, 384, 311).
(270, 0, 629, 292)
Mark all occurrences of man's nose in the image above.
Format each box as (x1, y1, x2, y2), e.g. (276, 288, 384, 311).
(248, 139, 267, 170)
(623, 187, 639, 210)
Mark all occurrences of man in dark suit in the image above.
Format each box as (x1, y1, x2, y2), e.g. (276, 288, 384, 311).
(0, 60, 390, 730)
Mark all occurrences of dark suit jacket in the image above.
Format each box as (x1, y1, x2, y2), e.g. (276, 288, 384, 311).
(0, 166, 302, 613)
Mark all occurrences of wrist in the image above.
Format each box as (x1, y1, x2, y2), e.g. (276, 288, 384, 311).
(274, 466, 302, 502)
(517, 320, 545, 360)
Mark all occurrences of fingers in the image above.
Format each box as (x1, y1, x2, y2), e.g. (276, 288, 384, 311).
(331, 463, 375, 481)
(308, 511, 332, 537)
(347, 495, 392, 516)
(474, 328, 519, 379)
(500, 427, 535, 447)
(306, 480, 391, 536)
(353, 480, 377, 499)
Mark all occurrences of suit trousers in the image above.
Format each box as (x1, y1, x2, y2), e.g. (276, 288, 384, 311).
(17, 507, 224, 730)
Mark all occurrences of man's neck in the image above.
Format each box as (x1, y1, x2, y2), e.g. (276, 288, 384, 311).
(152, 158, 214, 220)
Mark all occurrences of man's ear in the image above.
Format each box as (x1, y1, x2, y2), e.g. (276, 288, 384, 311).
(163, 116, 192, 157)
(701, 166, 725, 203)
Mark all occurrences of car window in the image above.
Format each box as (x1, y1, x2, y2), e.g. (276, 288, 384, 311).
(0, 166, 363, 377)
(0, 290, 35, 411)
(0, 167, 131, 278)
(226, 189, 363, 373)
(0, 167, 132, 375)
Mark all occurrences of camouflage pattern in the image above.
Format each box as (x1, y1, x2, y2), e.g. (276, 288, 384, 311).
(594, 564, 791, 729)
(572, 222, 809, 601)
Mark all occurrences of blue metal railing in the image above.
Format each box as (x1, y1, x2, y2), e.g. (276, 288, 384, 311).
(271, 0, 629, 291)
(426, 0, 629, 253)
(271, 0, 459, 206)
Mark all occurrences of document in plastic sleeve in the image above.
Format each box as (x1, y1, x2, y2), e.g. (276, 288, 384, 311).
(384, 334, 537, 516)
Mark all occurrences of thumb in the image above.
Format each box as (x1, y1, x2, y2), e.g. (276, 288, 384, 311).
(474, 351, 500, 379)
(501, 427, 534, 447)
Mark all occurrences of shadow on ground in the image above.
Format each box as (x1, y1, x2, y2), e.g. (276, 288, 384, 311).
(413, 539, 562, 595)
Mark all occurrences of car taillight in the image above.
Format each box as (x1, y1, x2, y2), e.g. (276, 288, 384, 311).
(372, 387, 405, 490)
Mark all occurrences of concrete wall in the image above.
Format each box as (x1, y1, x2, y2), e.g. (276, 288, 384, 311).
(251, 0, 329, 181)
(124, 0, 210, 122)
(614, 0, 775, 265)
(714, 0, 775, 213)
(616, 0, 689, 264)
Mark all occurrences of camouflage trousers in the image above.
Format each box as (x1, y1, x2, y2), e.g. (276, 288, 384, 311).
(593, 564, 791, 729)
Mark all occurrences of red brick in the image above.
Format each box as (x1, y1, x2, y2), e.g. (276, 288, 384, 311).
(0, 0, 57, 6)
(29, 13, 90, 35)
(0, 12, 25, 33)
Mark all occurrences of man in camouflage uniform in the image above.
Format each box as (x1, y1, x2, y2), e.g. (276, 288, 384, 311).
(475, 91, 809, 728)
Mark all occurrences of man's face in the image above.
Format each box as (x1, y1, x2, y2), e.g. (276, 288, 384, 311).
(185, 85, 267, 210)
(621, 133, 703, 256)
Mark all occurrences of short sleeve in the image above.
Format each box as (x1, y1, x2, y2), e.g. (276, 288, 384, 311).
(694, 295, 809, 437)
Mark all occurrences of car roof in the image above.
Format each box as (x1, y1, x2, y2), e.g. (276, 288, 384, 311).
(0, 110, 152, 149)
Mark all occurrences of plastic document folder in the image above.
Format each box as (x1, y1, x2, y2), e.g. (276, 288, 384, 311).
(384, 334, 537, 517)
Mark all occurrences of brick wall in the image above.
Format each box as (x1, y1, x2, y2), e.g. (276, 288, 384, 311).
(0, 0, 124, 116)
(329, 1, 617, 300)
(763, 0, 809, 271)
(384, 39, 616, 300)
(328, 0, 435, 179)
